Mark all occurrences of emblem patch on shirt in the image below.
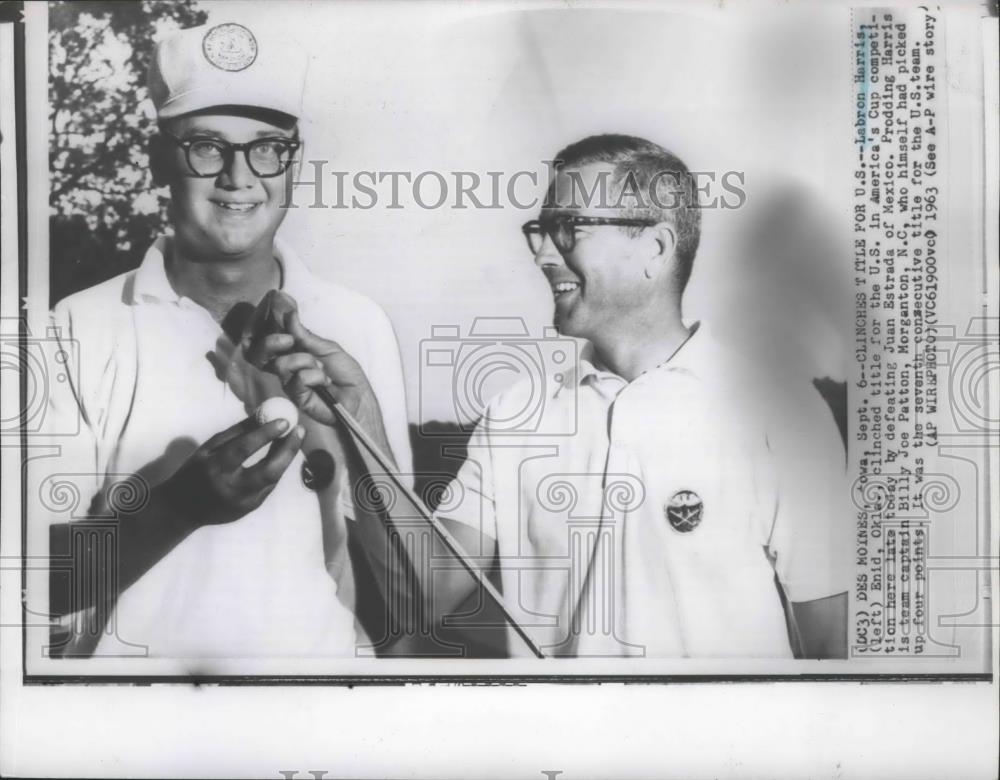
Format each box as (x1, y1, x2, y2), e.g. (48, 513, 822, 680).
(665, 490, 703, 533)
(202, 23, 258, 72)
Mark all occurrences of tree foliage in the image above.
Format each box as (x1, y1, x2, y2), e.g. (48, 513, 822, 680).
(49, 0, 206, 306)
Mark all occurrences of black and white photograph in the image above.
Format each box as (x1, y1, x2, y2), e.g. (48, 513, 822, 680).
(1, 0, 997, 777)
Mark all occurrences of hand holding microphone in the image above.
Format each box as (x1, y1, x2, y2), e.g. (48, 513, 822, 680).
(241, 293, 545, 656)
(242, 291, 392, 454)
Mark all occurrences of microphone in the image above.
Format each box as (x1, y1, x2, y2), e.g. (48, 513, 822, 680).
(220, 301, 256, 346)
(242, 289, 299, 368)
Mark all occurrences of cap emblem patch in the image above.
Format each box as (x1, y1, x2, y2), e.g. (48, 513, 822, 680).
(202, 23, 258, 72)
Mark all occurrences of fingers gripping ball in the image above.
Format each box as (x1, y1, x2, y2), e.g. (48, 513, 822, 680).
(242, 397, 299, 468)
(254, 397, 299, 435)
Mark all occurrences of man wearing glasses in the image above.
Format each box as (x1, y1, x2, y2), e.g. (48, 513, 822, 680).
(44, 22, 412, 661)
(260, 134, 850, 659)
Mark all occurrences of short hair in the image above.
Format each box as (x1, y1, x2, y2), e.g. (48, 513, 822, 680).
(551, 134, 701, 292)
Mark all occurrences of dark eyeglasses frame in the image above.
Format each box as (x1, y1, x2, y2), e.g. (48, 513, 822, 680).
(161, 131, 301, 179)
(521, 216, 659, 255)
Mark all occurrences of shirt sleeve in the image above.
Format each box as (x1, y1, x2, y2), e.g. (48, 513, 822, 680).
(430, 418, 498, 544)
(764, 379, 853, 604)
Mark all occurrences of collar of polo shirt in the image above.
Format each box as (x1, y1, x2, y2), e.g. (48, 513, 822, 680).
(553, 322, 710, 398)
(131, 236, 319, 307)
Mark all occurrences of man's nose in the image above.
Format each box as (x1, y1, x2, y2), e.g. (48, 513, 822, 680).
(533, 234, 565, 270)
(217, 149, 257, 189)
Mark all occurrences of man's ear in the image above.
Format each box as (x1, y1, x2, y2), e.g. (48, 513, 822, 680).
(655, 223, 677, 260)
(643, 223, 677, 279)
(148, 133, 172, 187)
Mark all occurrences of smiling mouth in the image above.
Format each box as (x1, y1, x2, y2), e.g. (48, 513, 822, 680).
(212, 201, 261, 213)
(551, 281, 581, 300)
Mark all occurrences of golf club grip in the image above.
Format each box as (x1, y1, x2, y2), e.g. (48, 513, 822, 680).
(313, 386, 546, 659)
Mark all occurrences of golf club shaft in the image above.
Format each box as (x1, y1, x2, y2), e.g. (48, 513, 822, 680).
(314, 386, 546, 659)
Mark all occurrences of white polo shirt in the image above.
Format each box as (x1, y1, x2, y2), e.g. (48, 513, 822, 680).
(442, 323, 850, 658)
(39, 237, 412, 659)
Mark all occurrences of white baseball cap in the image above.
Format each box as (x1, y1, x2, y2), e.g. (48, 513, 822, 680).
(148, 22, 307, 120)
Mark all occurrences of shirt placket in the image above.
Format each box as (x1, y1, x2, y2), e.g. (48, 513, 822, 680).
(564, 375, 646, 656)
(605, 381, 646, 655)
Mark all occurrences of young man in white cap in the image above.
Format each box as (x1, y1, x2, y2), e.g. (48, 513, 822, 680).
(260, 134, 850, 660)
(43, 21, 412, 663)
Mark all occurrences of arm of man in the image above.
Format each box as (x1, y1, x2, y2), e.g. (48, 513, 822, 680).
(763, 379, 852, 660)
(260, 317, 498, 641)
(791, 592, 848, 659)
(308, 416, 497, 637)
(42, 297, 301, 659)
(49, 417, 303, 616)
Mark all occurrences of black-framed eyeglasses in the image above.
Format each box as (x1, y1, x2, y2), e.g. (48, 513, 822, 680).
(521, 216, 658, 255)
(162, 132, 301, 178)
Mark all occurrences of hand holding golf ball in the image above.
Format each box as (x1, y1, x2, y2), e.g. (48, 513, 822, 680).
(254, 397, 299, 436)
(159, 411, 304, 530)
(241, 397, 300, 467)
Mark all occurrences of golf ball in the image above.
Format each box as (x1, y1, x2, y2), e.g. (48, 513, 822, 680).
(254, 397, 298, 436)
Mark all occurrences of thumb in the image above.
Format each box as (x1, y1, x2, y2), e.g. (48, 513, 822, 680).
(286, 310, 333, 357)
